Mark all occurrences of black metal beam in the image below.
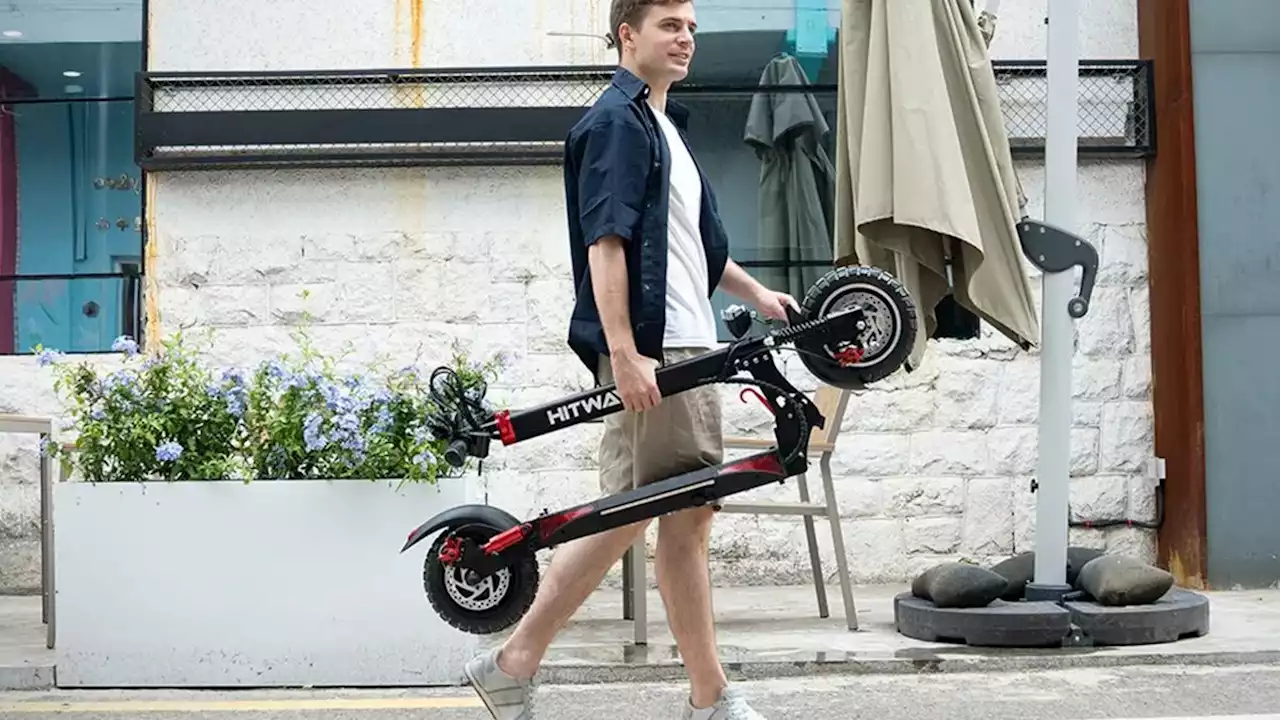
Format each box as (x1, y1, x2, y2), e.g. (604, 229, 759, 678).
(138, 107, 586, 147)
(139, 149, 564, 171)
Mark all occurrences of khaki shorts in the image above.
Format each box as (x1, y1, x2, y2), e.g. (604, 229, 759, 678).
(596, 347, 724, 496)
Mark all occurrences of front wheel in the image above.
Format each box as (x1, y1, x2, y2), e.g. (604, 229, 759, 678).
(796, 265, 918, 390)
(423, 526, 539, 635)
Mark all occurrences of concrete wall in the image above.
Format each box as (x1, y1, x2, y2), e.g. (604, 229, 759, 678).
(0, 0, 1154, 593)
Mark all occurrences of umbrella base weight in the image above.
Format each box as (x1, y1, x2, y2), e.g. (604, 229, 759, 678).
(894, 589, 1211, 648)
(894, 593, 1073, 648)
(1065, 589, 1210, 646)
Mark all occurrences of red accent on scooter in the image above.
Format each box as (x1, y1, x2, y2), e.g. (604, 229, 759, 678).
(538, 505, 595, 541)
(738, 388, 775, 415)
(495, 410, 516, 445)
(438, 536, 463, 564)
(482, 523, 531, 555)
(835, 347, 865, 366)
(717, 453, 784, 476)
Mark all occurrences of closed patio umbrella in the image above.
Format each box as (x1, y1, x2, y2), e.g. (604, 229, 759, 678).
(832, 0, 1039, 371)
(744, 53, 836, 301)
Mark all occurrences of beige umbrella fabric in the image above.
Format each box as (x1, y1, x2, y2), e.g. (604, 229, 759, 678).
(833, 0, 1039, 371)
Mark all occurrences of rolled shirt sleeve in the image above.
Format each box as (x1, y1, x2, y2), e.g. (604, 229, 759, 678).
(572, 110, 652, 247)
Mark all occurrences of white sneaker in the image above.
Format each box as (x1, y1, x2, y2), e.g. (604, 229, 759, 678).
(463, 646, 537, 719)
(682, 685, 768, 720)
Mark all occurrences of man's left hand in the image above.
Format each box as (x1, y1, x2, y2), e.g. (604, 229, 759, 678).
(754, 289, 800, 322)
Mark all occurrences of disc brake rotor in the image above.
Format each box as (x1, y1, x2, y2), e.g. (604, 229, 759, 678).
(820, 285, 901, 365)
(444, 565, 511, 612)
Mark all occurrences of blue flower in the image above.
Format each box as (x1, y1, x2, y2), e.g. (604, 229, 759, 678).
(225, 389, 246, 417)
(205, 379, 247, 417)
(318, 380, 349, 412)
(37, 348, 62, 366)
(112, 335, 139, 356)
(265, 359, 286, 376)
(413, 424, 435, 444)
(371, 405, 394, 433)
(335, 412, 360, 433)
(155, 441, 183, 462)
(413, 447, 437, 471)
(104, 370, 132, 388)
(303, 412, 328, 451)
(341, 433, 366, 454)
(103, 371, 139, 404)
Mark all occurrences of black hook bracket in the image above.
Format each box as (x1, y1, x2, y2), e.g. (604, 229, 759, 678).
(1017, 219, 1099, 318)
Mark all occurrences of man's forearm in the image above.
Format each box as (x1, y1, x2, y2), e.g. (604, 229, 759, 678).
(588, 236, 639, 358)
(718, 258, 767, 304)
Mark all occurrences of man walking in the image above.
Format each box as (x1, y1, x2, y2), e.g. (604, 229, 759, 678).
(463, 1, 797, 717)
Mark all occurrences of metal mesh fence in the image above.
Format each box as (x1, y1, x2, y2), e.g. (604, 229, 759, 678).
(137, 60, 1152, 169)
(991, 61, 1152, 154)
(146, 68, 614, 113)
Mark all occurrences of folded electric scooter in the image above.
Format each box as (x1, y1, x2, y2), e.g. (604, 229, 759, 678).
(400, 265, 918, 634)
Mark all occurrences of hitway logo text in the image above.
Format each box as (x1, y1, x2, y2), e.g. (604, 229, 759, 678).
(546, 391, 622, 425)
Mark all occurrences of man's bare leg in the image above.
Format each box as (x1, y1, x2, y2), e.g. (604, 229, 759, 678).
(655, 505, 727, 708)
(496, 519, 649, 678)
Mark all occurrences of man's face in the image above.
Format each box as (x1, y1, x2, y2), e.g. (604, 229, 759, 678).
(623, 2, 696, 83)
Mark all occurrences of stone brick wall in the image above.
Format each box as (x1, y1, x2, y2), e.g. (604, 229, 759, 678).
(0, 420, 45, 593)
(0, 0, 1152, 593)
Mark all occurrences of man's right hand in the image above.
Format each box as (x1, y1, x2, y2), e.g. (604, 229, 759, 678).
(611, 350, 661, 412)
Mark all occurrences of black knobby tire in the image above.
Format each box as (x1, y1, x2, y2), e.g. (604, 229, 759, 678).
(423, 525, 539, 635)
(796, 265, 918, 389)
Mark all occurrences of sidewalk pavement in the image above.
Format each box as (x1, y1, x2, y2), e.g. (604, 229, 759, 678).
(4, 584, 1279, 690)
(0, 595, 52, 691)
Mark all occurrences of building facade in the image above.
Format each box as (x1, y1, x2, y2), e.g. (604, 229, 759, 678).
(3, 0, 1266, 595)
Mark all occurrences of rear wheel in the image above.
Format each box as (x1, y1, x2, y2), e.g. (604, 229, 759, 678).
(796, 265, 918, 389)
(423, 525, 539, 635)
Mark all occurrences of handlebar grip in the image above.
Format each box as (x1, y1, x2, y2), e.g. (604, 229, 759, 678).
(444, 439, 469, 468)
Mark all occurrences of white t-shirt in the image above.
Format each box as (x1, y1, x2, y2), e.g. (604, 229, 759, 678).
(652, 109, 717, 350)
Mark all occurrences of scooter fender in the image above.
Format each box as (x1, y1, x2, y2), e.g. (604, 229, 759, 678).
(399, 504, 521, 553)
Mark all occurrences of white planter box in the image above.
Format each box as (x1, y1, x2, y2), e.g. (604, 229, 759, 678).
(52, 477, 485, 688)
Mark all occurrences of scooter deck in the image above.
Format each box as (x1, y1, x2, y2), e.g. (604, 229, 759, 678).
(533, 448, 791, 549)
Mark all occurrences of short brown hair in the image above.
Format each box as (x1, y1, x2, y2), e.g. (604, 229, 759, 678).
(608, 0, 691, 55)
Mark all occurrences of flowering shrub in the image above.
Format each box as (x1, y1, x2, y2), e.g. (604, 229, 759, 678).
(36, 330, 503, 485)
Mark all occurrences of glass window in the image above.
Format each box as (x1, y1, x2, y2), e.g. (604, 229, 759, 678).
(678, 88, 837, 339)
(0, 3, 144, 355)
(673, 22, 979, 343)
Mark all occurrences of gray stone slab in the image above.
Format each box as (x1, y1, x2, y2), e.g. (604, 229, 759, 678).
(893, 592, 1073, 648)
(1065, 588, 1211, 646)
(0, 663, 53, 690)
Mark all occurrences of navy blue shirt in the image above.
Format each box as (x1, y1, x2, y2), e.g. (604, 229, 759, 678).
(562, 67, 730, 378)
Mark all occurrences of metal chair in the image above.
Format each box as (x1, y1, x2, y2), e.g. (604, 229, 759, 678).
(620, 385, 857, 644)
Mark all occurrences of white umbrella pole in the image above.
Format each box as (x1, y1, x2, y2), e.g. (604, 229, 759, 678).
(1029, 0, 1079, 599)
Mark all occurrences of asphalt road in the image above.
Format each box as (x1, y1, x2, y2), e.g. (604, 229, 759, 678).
(2, 663, 1279, 719)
